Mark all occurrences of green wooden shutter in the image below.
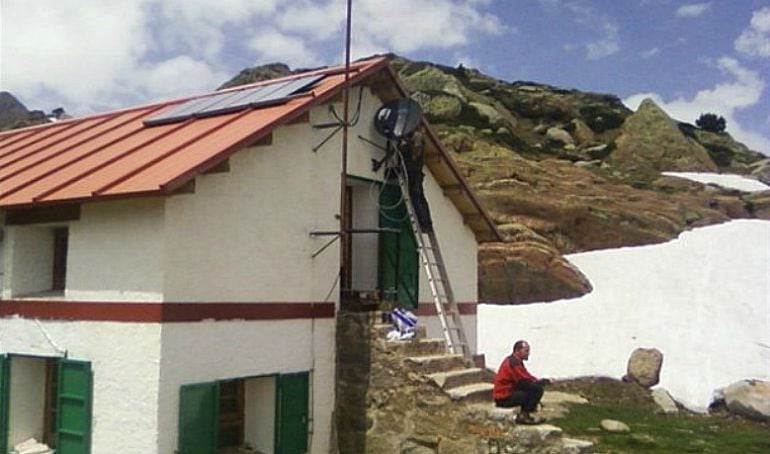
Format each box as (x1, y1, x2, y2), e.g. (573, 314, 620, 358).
(56, 359, 92, 454)
(275, 372, 309, 454)
(178, 382, 219, 454)
(0, 355, 9, 454)
(378, 183, 419, 309)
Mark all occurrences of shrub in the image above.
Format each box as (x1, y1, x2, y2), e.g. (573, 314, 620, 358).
(696, 113, 726, 133)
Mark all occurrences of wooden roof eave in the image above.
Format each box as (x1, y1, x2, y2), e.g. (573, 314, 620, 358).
(380, 65, 503, 243)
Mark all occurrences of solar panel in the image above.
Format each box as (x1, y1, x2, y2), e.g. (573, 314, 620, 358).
(145, 74, 325, 126)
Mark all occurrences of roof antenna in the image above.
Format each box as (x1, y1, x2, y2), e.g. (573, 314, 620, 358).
(338, 0, 353, 293)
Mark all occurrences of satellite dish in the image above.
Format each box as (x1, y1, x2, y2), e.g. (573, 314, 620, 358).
(374, 98, 422, 140)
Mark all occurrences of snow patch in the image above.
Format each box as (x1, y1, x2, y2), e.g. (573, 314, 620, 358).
(662, 172, 770, 192)
(479, 220, 770, 412)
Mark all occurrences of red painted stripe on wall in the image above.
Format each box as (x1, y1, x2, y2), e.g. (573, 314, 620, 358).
(414, 302, 477, 316)
(0, 300, 335, 323)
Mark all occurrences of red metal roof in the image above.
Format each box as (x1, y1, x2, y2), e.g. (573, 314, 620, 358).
(0, 56, 502, 241)
(0, 57, 388, 207)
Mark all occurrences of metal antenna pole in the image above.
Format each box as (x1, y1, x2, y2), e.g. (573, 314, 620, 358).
(339, 0, 353, 293)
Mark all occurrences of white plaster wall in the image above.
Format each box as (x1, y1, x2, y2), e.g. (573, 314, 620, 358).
(8, 356, 46, 446)
(350, 181, 380, 291)
(335, 87, 389, 182)
(419, 313, 478, 354)
(157, 319, 335, 454)
(163, 121, 341, 303)
(418, 170, 478, 303)
(3, 226, 54, 297)
(67, 199, 165, 302)
(0, 317, 162, 453)
(244, 376, 276, 453)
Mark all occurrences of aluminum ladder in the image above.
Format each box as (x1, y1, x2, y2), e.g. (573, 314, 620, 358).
(393, 169, 473, 363)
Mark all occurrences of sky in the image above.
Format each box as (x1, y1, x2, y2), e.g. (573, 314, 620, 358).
(0, 1, 769, 154)
(478, 174, 770, 412)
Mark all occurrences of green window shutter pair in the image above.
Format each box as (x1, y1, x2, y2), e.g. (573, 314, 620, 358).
(0, 356, 92, 454)
(378, 183, 419, 309)
(178, 372, 310, 454)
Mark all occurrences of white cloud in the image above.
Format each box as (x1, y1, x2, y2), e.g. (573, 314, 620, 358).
(273, 0, 508, 62)
(0, 0, 506, 114)
(553, 2, 620, 60)
(624, 57, 770, 155)
(641, 47, 660, 58)
(248, 29, 322, 68)
(353, 0, 507, 55)
(0, 1, 152, 111)
(586, 20, 620, 60)
(735, 6, 770, 58)
(676, 3, 712, 18)
(133, 56, 227, 100)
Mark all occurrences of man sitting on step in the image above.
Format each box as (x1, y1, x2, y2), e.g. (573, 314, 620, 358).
(493, 340, 551, 425)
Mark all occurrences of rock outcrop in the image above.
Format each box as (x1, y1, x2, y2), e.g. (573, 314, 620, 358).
(608, 99, 718, 177)
(722, 379, 770, 422)
(623, 348, 663, 388)
(651, 388, 679, 414)
(0, 92, 48, 131)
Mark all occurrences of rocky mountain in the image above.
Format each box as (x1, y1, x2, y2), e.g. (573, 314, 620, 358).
(0, 92, 48, 131)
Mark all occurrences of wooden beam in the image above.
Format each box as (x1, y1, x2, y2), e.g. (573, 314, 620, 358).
(287, 112, 310, 125)
(252, 133, 273, 147)
(203, 159, 230, 175)
(170, 180, 196, 195)
(442, 184, 463, 196)
(5, 204, 81, 225)
(425, 154, 443, 165)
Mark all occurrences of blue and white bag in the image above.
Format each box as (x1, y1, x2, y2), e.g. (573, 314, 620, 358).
(387, 307, 417, 340)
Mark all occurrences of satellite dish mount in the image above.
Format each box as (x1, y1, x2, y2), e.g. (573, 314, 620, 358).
(371, 98, 423, 171)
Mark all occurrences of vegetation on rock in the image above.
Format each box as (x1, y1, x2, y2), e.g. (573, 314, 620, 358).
(696, 112, 727, 133)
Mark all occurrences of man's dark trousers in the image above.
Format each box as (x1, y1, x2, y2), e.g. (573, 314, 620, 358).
(494, 381, 544, 412)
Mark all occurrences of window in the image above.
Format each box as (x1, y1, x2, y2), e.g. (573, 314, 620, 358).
(52, 228, 68, 292)
(5, 225, 70, 297)
(0, 356, 91, 454)
(178, 373, 309, 454)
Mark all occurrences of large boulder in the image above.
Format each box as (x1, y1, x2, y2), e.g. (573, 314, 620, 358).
(479, 241, 592, 304)
(608, 99, 718, 177)
(623, 348, 663, 388)
(546, 127, 575, 145)
(723, 379, 770, 422)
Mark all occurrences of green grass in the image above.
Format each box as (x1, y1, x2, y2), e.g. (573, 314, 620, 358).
(550, 378, 770, 454)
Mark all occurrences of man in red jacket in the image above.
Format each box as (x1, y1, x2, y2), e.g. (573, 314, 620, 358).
(493, 340, 550, 424)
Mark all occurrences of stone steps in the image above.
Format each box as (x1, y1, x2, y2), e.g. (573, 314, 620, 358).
(429, 367, 488, 390)
(446, 382, 494, 403)
(386, 338, 447, 356)
(404, 353, 466, 374)
(378, 320, 595, 453)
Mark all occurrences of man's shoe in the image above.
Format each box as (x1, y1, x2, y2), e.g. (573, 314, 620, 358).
(515, 413, 545, 425)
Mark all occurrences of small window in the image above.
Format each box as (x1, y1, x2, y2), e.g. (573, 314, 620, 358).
(51, 228, 68, 291)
